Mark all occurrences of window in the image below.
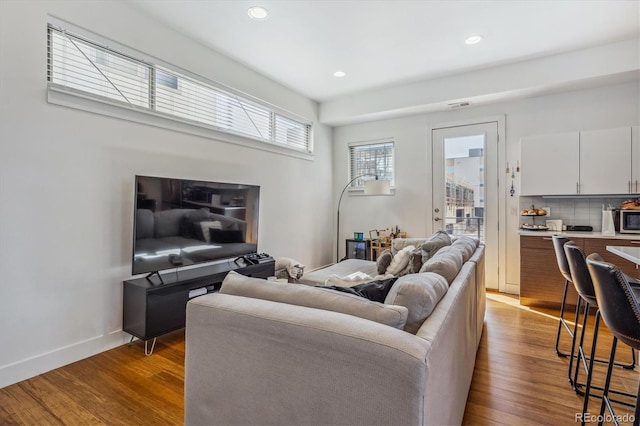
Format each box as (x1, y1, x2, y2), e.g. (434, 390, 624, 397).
(348, 140, 394, 188)
(47, 24, 312, 153)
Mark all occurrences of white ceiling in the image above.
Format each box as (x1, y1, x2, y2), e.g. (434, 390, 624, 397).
(129, 0, 639, 103)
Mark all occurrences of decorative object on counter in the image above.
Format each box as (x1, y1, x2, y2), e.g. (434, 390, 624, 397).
(601, 205, 616, 236)
(546, 220, 563, 232)
(620, 197, 640, 210)
(516, 161, 520, 173)
(353, 232, 364, 240)
(520, 204, 548, 230)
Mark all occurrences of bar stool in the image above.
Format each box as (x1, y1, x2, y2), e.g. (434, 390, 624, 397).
(551, 235, 575, 358)
(586, 256, 640, 426)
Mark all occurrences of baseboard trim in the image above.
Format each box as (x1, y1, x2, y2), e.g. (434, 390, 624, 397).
(0, 331, 129, 389)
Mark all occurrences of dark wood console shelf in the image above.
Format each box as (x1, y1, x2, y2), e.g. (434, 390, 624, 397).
(123, 259, 274, 348)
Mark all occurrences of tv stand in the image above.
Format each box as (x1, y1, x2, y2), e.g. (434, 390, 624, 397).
(123, 258, 274, 355)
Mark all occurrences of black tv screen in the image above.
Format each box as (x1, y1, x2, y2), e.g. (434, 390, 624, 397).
(132, 175, 260, 275)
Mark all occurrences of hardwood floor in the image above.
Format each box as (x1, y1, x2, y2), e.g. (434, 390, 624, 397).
(0, 293, 637, 425)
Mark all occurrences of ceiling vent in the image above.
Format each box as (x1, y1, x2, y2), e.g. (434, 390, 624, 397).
(448, 101, 470, 109)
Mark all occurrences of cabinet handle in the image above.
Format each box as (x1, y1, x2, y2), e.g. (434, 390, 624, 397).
(631, 241, 640, 245)
(542, 237, 553, 241)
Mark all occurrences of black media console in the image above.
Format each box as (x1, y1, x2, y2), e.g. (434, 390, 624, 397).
(123, 258, 274, 354)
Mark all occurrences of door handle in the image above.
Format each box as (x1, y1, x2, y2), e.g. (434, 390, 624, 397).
(434, 217, 442, 222)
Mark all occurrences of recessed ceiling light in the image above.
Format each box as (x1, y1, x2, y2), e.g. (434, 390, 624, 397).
(333, 71, 346, 78)
(465, 35, 483, 45)
(248, 6, 269, 21)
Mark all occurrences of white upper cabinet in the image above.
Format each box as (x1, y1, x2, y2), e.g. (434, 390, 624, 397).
(579, 127, 632, 195)
(633, 126, 640, 193)
(520, 132, 579, 196)
(520, 127, 637, 196)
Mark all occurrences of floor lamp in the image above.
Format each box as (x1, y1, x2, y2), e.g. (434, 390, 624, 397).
(336, 175, 391, 263)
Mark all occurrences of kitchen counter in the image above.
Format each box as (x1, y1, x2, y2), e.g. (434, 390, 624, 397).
(518, 230, 640, 240)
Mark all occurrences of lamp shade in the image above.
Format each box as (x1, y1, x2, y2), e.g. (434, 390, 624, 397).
(364, 179, 391, 195)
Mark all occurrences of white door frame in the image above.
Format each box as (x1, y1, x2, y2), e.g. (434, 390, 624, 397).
(427, 115, 506, 292)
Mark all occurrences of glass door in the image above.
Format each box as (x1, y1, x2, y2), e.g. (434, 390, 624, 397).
(432, 122, 499, 289)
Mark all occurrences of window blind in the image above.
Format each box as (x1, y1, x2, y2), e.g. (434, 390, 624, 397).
(47, 25, 312, 152)
(348, 141, 394, 188)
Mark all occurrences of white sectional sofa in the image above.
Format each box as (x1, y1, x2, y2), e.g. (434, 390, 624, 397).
(184, 235, 485, 425)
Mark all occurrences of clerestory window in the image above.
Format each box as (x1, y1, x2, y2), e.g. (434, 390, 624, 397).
(47, 24, 312, 153)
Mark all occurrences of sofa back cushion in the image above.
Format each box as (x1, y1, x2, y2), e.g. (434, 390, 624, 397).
(135, 209, 155, 240)
(221, 271, 408, 330)
(419, 246, 464, 284)
(450, 236, 479, 262)
(384, 272, 449, 334)
(154, 209, 192, 238)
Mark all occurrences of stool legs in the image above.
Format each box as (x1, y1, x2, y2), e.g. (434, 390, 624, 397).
(556, 278, 574, 358)
(581, 311, 601, 425)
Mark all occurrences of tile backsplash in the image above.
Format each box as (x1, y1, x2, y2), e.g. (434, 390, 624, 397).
(519, 196, 634, 232)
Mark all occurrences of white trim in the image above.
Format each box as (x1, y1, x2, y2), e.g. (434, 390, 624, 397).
(0, 330, 130, 388)
(48, 87, 315, 161)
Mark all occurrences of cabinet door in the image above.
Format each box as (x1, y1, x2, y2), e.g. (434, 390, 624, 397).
(520, 132, 579, 196)
(632, 126, 639, 193)
(520, 236, 582, 308)
(580, 127, 632, 194)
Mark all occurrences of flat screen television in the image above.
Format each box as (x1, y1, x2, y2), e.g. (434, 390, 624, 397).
(132, 175, 260, 276)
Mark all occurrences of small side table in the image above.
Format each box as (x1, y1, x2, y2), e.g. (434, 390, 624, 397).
(345, 239, 371, 260)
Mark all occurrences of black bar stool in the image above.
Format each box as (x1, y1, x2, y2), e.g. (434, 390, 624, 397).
(586, 255, 640, 426)
(565, 246, 637, 425)
(552, 235, 575, 359)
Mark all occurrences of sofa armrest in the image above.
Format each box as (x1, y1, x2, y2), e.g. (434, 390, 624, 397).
(185, 293, 429, 426)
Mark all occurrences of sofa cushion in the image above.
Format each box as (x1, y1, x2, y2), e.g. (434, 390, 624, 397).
(376, 249, 393, 275)
(384, 272, 449, 334)
(179, 208, 212, 239)
(221, 271, 408, 330)
(386, 245, 415, 276)
(450, 236, 479, 263)
(419, 246, 464, 284)
(135, 209, 155, 240)
(154, 209, 191, 238)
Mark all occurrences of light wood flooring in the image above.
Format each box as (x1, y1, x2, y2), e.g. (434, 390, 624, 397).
(0, 293, 637, 425)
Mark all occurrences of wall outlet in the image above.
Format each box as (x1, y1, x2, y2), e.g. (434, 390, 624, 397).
(543, 207, 550, 216)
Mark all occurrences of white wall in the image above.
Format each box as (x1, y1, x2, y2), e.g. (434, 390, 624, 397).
(0, 0, 333, 387)
(333, 80, 640, 289)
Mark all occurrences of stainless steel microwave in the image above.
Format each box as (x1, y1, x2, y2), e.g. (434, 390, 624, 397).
(620, 209, 640, 233)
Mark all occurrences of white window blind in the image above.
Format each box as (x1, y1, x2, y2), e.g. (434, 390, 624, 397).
(47, 25, 312, 153)
(348, 141, 394, 188)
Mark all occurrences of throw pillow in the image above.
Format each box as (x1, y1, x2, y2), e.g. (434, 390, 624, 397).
(210, 228, 245, 243)
(376, 249, 393, 275)
(384, 272, 449, 334)
(420, 231, 452, 260)
(322, 277, 398, 303)
(385, 245, 415, 276)
(408, 247, 424, 274)
(198, 221, 222, 243)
